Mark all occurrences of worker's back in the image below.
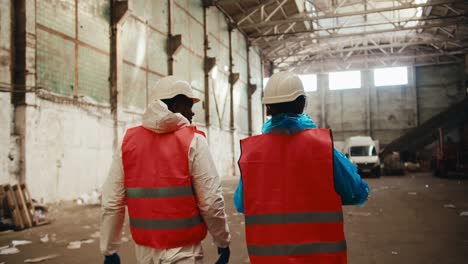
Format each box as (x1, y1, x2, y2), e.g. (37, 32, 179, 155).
(239, 128, 347, 264)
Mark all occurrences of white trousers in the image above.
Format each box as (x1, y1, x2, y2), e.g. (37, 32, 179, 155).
(135, 243, 203, 264)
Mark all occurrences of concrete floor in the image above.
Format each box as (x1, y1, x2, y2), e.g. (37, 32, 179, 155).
(1, 172, 468, 264)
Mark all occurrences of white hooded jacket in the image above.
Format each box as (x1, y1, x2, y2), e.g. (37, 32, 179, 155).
(100, 100, 231, 262)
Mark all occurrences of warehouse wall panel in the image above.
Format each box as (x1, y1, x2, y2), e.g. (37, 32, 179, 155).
(78, 46, 110, 104)
(36, 29, 75, 96)
(0, 0, 13, 183)
(416, 64, 464, 124)
(3, 0, 265, 201)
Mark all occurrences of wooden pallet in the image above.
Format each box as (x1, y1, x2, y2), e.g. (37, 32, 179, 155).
(15, 184, 34, 228)
(2, 184, 25, 230)
(1, 184, 49, 229)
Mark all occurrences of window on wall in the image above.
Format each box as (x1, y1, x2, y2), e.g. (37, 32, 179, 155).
(374, 67, 408, 87)
(329, 70, 361, 90)
(298, 74, 317, 92)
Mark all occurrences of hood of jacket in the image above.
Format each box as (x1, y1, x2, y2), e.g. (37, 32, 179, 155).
(142, 100, 189, 134)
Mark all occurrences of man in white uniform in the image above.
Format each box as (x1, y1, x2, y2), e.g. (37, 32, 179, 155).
(100, 76, 231, 264)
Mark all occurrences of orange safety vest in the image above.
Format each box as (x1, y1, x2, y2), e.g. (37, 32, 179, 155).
(239, 129, 347, 264)
(122, 125, 207, 249)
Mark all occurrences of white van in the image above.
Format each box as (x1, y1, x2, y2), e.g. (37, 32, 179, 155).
(344, 136, 381, 177)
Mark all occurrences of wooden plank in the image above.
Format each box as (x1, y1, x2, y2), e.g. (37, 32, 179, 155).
(3, 185, 24, 230)
(19, 184, 34, 225)
(12, 184, 32, 228)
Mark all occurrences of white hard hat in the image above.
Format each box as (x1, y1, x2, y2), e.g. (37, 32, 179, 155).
(150, 76, 200, 103)
(262, 71, 305, 104)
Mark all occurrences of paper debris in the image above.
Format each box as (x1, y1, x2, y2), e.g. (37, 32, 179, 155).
(425, 185, 429, 188)
(348, 212, 371, 217)
(76, 190, 101, 205)
(391, 251, 398, 255)
(0, 246, 20, 255)
(67, 241, 81, 249)
(121, 237, 129, 243)
(81, 239, 94, 244)
(12, 240, 32, 246)
(40, 234, 49, 243)
(24, 254, 60, 263)
(460, 211, 468, 217)
(443, 204, 456, 209)
(90, 231, 100, 238)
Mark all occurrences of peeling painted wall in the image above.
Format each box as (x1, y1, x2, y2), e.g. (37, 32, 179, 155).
(0, 0, 263, 202)
(22, 0, 113, 201)
(25, 101, 114, 201)
(0, 0, 13, 183)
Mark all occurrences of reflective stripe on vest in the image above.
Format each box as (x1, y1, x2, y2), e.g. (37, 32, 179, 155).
(245, 211, 343, 226)
(248, 240, 347, 256)
(126, 186, 194, 198)
(130, 215, 203, 230)
(239, 129, 346, 263)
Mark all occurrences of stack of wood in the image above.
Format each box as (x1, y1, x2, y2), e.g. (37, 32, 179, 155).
(0, 184, 49, 230)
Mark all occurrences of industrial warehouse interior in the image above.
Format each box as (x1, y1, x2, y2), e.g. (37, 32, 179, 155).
(0, 0, 467, 263)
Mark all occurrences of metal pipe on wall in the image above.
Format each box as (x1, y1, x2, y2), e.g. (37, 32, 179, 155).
(203, 5, 211, 129)
(247, 44, 253, 136)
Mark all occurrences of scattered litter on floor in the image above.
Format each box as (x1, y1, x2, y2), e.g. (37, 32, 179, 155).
(240, 221, 245, 225)
(0, 246, 20, 255)
(81, 239, 94, 244)
(121, 237, 129, 242)
(443, 204, 456, 209)
(407, 192, 417, 195)
(24, 254, 60, 263)
(76, 190, 101, 205)
(391, 251, 398, 255)
(348, 212, 372, 217)
(33, 202, 49, 225)
(83, 225, 91, 229)
(90, 231, 100, 238)
(459, 211, 468, 217)
(12, 240, 32, 246)
(425, 185, 429, 188)
(40, 234, 49, 243)
(232, 212, 241, 216)
(67, 241, 82, 249)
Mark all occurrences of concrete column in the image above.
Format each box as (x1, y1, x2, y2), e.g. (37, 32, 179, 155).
(361, 69, 373, 136)
(318, 73, 327, 128)
(409, 66, 419, 126)
(110, 1, 128, 150)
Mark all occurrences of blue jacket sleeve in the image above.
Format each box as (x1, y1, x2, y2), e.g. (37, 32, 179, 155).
(333, 148, 370, 205)
(234, 177, 244, 213)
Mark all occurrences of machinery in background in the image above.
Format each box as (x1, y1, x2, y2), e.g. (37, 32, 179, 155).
(432, 125, 468, 178)
(382, 152, 405, 176)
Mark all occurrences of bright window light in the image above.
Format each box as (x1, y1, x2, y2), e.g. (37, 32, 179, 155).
(374, 67, 408, 86)
(329, 71, 361, 90)
(298, 74, 317, 92)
